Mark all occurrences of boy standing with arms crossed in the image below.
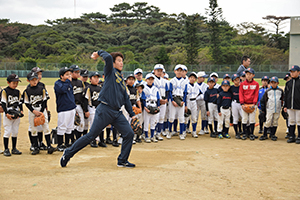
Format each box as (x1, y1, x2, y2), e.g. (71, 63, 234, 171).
(239, 68, 259, 140)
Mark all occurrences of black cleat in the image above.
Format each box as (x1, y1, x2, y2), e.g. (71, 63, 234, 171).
(287, 137, 296, 143)
(210, 132, 216, 138)
(39, 142, 47, 150)
(270, 135, 278, 141)
(249, 134, 255, 141)
(56, 144, 66, 152)
(259, 136, 268, 140)
(98, 141, 107, 147)
(241, 134, 247, 140)
(296, 137, 300, 144)
(11, 148, 22, 155)
(3, 149, 11, 156)
(112, 139, 119, 147)
(258, 130, 263, 134)
(31, 148, 40, 155)
(47, 146, 55, 154)
(105, 138, 113, 144)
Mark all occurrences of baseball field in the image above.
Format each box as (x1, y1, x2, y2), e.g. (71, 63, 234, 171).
(0, 78, 299, 200)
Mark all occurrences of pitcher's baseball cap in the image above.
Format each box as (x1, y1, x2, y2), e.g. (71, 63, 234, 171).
(7, 74, 21, 82)
(27, 72, 38, 80)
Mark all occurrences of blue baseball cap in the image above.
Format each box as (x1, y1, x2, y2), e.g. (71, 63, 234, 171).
(231, 74, 240, 81)
(289, 65, 300, 71)
(207, 77, 216, 83)
(270, 76, 279, 83)
(244, 67, 255, 74)
(241, 71, 246, 77)
(261, 75, 269, 80)
(284, 73, 290, 80)
(223, 74, 230, 79)
(221, 80, 230, 86)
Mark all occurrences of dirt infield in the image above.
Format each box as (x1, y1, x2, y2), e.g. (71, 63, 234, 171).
(0, 85, 300, 200)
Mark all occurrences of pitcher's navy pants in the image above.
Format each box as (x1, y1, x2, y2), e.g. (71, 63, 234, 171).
(64, 103, 134, 164)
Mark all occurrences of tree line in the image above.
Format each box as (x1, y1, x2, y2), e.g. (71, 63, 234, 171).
(0, 1, 289, 72)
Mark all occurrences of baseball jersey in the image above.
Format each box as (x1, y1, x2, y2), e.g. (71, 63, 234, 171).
(127, 85, 140, 107)
(230, 85, 240, 103)
(154, 76, 168, 100)
(141, 84, 160, 108)
(169, 77, 188, 103)
(23, 85, 47, 113)
(134, 79, 146, 87)
(186, 83, 202, 100)
(204, 87, 218, 111)
(239, 79, 259, 105)
(82, 83, 101, 112)
(217, 91, 232, 112)
(71, 78, 85, 105)
(196, 82, 208, 101)
(1, 86, 23, 113)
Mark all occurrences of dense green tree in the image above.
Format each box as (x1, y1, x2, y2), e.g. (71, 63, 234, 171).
(155, 46, 170, 65)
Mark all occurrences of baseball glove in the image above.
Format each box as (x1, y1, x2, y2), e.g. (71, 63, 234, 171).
(243, 104, 255, 113)
(173, 96, 183, 107)
(47, 110, 51, 122)
(132, 106, 142, 115)
(74, 111, 81, 126)
(131, 117, 143, 136)
(184, 109, 191, 117)
(7, 109, 24, 119)
(259, 112, 266, 122)
(146, 106, 160, 114)
(281, 108, 289, 119)
(34, 113, 45, 126)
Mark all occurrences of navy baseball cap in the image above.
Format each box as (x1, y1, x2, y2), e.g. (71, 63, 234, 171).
(231, 74, 240, 81)
(70, 65, 80, 72)
(284, 73, 290, 80)
(59, 67, 72, 77)
(261, 76, 269, 80)
(270, 76, 279, 83)
(7, 74, 21, 82)
(223, 74, 230, 79)
(27, 72, 38, 80)
(244, 68, 255, 74)
(221, 80, 230, 86)
(241, 71, 246, 77)
(126, 74, 135, 80)
(207, 77, 216, 83)
(89, 72, 101, 78)
(289, 65, 300, 71)
(80, 69, 89, 77)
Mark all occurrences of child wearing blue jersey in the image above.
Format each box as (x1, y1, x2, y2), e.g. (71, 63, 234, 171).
(54, 67, 76, 151)
(204, 77, 218, 138)
(257, 76, 269, 134)
(217, 80, 232, 139)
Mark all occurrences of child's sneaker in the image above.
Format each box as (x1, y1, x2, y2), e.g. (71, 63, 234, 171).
(224, 133, 231, 139)
(218, 134, 223, 139)
(151, 137, 158, 143)
(270, 135, 278, 141)
(3, 149, 11, 156)
(198, 130, 205, 135)
(145, 137, 151, 143)
(11, 148, 22, 155)
(166, 131, 172, 139)
(155, 133, 164, 141)
(179, 134, 185, 140)
(210, 132, 216, 138)
(192, 131, 198, 138)
(204, 128, 209, 134)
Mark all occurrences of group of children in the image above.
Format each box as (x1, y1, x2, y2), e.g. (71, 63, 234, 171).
(1, 62, 299, 156)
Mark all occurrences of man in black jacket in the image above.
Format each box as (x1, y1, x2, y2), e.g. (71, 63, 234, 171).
(283, 65, 300, 144)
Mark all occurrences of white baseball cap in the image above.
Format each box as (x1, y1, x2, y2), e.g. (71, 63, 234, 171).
(164, 73, 169, 79)
(189, 72, 198, 78)
(182, 65, 188, 71)
(210, 72, 219, 78)
(145, 73, 155, 79)
(154, 64, 164, 70)
(197, 71, 208, 78)
(174, 64, 184, 71)
(134, 68, 143, 75)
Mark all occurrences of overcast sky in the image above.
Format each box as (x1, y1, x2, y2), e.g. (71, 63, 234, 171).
(0, 0, 299, 34)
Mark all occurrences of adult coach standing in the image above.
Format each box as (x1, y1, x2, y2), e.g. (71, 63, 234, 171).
(236, 56, 251, 76)
(60, 50, 136, 168)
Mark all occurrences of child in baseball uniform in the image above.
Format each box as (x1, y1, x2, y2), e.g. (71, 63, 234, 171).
(141, 73, 160, 143)
(204, 77, 219, 138)
(80, 69, 90, 136)
(70, 65, 85, 142)
(230, 74, 243, 139)
(162, 73, 170, 136)
(196, 71, 209, 135)
(167, 65, 188, 140)
(134, 68, 146, 86)
(217, 80, 232, 139)
(1, 74, 23, 156)
(210, 72, 220, 89)
(82, 72, 106, 147)
(257, 76, 269, 134)
(185, 72, 202, 138)
(284, 65, 300, 144)
(239, 68, 259, 140)
(54, 67, 76, 151)
(259, 76, 283, 141)
(23, 72, 54, 155)
(153, 64, 168, 141)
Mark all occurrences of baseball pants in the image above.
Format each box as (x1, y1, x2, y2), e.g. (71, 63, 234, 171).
(169, 103, 185, 123)
(264, 111, 280, 128)
(197, 100, 207, 121)
(144, 111, 158, 132)
(28, 108, 50, 136)
(231, 101, 242, 124)
(185, 100, 198, 124)
(208, 103, 218, 124)
(242, 106, 257, 124)
(74, 104, 85, 132)
(217, 108, 231, 132)
(288, 109, 300, 126)
(3, 113, 20, 138)
(57, 109, 76, 136)
(64, 103, 134, 164)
